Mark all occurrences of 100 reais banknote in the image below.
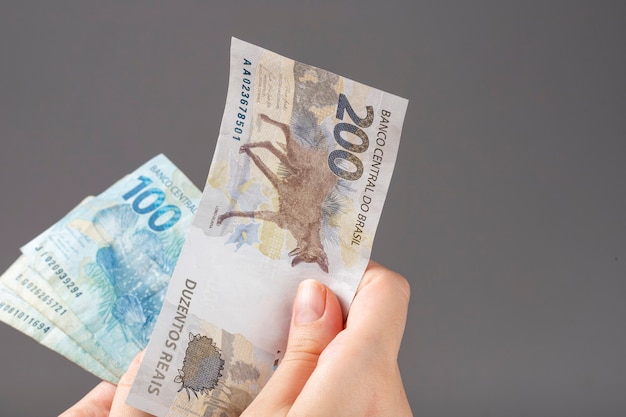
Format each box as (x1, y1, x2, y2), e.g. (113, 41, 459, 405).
(0, 154, 201, 381)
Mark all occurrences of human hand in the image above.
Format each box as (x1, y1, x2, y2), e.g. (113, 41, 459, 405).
(60, 260, 412, 417)
(241, 260, 413, 417)
(59, 350, 152, 417)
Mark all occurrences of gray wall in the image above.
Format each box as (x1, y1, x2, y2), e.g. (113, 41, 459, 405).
(1, 2, 625, 416)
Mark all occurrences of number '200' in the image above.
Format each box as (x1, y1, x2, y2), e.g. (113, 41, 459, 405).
(328, 94, 374, 181)
(122, 176, 181, 232)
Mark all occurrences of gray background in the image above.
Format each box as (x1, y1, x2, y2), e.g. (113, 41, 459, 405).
(1, 2, 625, 416)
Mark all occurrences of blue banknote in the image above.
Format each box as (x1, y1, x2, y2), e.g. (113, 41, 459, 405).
(2, 198, 127, 379)
(0, 260, 118, 381)
(1, 254, 125, 379)
(21, 154, 201, 376)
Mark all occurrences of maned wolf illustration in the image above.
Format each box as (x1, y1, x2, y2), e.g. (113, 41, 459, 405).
(217, 114, 337, 273)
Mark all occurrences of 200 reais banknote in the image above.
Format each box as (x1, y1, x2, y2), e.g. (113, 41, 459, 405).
(128, 38, 408, 416)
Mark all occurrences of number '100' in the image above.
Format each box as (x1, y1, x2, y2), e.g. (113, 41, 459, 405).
(122, 176, 181, 232)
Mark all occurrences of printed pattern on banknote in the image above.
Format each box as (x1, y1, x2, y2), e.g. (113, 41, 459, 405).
(0, 258, 118, 381)
(129, 38, 408, 416)
(20, 154, 201, 372)
(3, 197, 126, 379)
(1, 255, 124, 379)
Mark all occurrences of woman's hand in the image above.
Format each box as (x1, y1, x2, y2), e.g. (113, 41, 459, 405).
(242, 260, 413, 417)
(60, 261, 412, 417)
(59, 350, 152, 417)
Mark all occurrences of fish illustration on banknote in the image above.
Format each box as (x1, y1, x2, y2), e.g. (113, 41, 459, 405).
(18, 154, 201, 373)
(90, 204, 175, 346)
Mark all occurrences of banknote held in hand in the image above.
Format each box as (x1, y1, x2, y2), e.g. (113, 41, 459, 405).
(128, 38, 408, 417)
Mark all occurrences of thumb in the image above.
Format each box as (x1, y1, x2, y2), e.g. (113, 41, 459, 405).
(241, 279, 343, 416)
(108, 351, 154, 417)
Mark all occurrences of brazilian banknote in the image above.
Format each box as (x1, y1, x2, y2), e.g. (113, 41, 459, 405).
(0, 254, 123, 380)
(0, 256, 118, 381)
(2, 198, 126, 379)
(128, 38, 408, 416)
(18, 154, 201, 380)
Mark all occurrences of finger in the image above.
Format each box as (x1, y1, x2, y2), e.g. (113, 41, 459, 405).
(108, 350, 154, 417)
(241, 279, 343, 416)
(346, 260, 411, 357)
(59, 380, 116, 417)
(288, 261, 413, 417)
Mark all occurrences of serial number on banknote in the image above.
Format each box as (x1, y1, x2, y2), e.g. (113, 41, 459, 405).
(14, 275, 68, 316)
(0, 301, 52, 333)
(32, 248, 84, 297)
(232, 58, 252, 141)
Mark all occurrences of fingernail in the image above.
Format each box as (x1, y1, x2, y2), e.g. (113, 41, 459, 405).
(295, 280, 326, 325)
